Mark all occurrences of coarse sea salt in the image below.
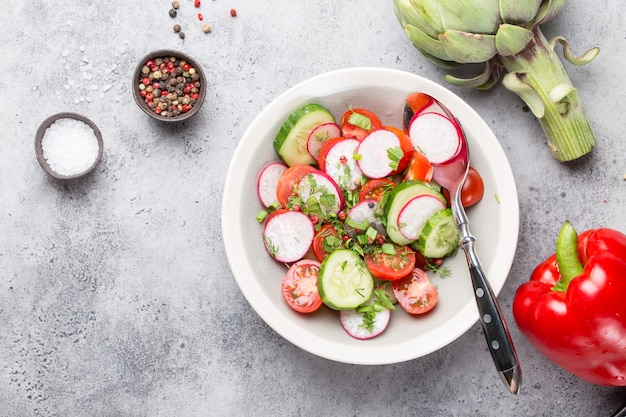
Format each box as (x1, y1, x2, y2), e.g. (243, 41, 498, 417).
(41, 118, 100, 176)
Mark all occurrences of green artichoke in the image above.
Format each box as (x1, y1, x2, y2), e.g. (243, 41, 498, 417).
(393, 0, 600, 162)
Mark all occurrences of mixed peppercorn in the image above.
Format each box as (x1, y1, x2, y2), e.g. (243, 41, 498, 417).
(168, 0, 236, 38)
(137, 57, 202, 118)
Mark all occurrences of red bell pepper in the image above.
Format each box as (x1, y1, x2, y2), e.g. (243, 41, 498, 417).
(513, 221, 626, 386)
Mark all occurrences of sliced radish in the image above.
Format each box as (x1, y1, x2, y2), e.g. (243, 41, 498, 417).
(320, 137, 364, 191)
(408, 112, 462, 165)
(263, 209, 314, 263)
(296, 170, 345, 215)
(340, 307, 391, 340)
(345, 199, 379, 230)
(397, 194, 446, 241)
(356, 129, 402, 179)
(257, 162, 288, 207)
(307, 122, 341, 160)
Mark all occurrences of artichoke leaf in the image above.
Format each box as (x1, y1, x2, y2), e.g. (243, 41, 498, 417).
(548, 83, 578, 115)
(439, 30, 497, 64)
(438, 0, 501, 34)
(499, 0, 543, 25)
(550, 36, 600, 66)
(534, 0, 566, 26)
(419, 49, 462, 70)
(445, 60, 502, 90)
(548, 83, 577, 104)
(393, 0, 444, 39)
(502, 72, 545, 118)
(495, 24, 533, 56)
(404, 24, 451, 62)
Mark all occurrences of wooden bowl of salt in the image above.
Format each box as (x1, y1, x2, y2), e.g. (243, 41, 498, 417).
(35, 113, 104, 179)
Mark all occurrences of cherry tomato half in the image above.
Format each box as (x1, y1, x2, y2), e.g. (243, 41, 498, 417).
(403, 92, 435, 131)
(403, 150, 433, 182)
(365, 244, 416, 281)
(281, 259, 323, 313)
(276, 164, 316, 207)
(340, 108, 383, 141)
(312, 223, 340, 262)
(358, 178, 395, 202)
(392, 268, 438, 314)
(413, 251, 443, 271)
(441, 166, 485, 208)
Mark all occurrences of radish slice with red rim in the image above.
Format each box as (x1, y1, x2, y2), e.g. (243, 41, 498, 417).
(307, 122, 341, 160)
(257, 162, 288, 207)
(321, 137, 364, 191)
(340, 307, 391, 340)
(408, 112, 462, 165)
(345, 199, 380, 230)
(356, 129, 402, 179)
(263, 209, 314, 263)
(296, 170, 345, 216)
(397, 194, 446, 241)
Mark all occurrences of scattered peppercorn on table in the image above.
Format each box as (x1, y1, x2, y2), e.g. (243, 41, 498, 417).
(1, 1, 625, 416)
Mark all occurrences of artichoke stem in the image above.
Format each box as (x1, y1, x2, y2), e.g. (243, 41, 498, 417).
(500, 28, 595, 162)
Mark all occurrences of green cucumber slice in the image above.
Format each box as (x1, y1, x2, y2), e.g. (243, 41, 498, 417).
(384, 180, 446, 246)
(274, 103, 335, 166)
(318, 249, 374, 310)
(416, 208, 460, 258)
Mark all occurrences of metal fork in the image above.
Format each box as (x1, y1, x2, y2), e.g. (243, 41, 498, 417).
(432, 99, 522, 394)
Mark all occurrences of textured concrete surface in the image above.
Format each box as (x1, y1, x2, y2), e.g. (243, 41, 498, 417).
(1, 1, 625, 416)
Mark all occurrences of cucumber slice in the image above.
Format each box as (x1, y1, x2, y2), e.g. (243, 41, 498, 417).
(416, 208, 460, 258)
(274, 103, 336, 166)
(318, 249, 374, 310)
(384, 180, 446, 246)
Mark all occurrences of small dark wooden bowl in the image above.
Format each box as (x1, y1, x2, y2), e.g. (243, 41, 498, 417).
(132, 49, 207, 122)
(34, 112, 104, 180)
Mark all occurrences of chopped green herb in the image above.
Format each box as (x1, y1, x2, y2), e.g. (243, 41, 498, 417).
(387, 146, 404, 170)
(372, 288, 395, 310)
(365, 226, 378, 241)
(348, 112, 372, 131)
(256, 210, 268, 223)
(346, 217, 370, 230)
(381, 243, 396, 255)
(263, 236, 278, 257)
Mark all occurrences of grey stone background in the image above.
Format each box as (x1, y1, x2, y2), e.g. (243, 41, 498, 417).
(1, 1, 625, 416)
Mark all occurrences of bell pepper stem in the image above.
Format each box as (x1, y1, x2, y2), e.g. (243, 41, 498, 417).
(553, 221, 583, 291)
(500, 28, 596, 162)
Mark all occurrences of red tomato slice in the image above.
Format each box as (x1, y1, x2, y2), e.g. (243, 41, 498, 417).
(392, 268, 438, 314)
(358, 178, 395, 202)
(441, 166, 485, 208)
(403, 150, 433, 182)
(414, 251, 443, 271)
(365, 244, 416, 281)
(276, 164, 316, 207)
(382, 126, 414, 175)
(312, 223, 340, 262)
(340, 108, 383, 141)
(281, 259, 323, 313)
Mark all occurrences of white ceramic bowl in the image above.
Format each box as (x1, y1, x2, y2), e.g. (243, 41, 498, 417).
(222, 67, 519, 365)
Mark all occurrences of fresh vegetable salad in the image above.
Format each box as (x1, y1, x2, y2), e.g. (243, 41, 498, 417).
(256, 92, 484, 340)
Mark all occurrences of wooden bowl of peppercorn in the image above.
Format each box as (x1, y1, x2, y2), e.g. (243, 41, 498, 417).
(132, 50, 206, 122)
